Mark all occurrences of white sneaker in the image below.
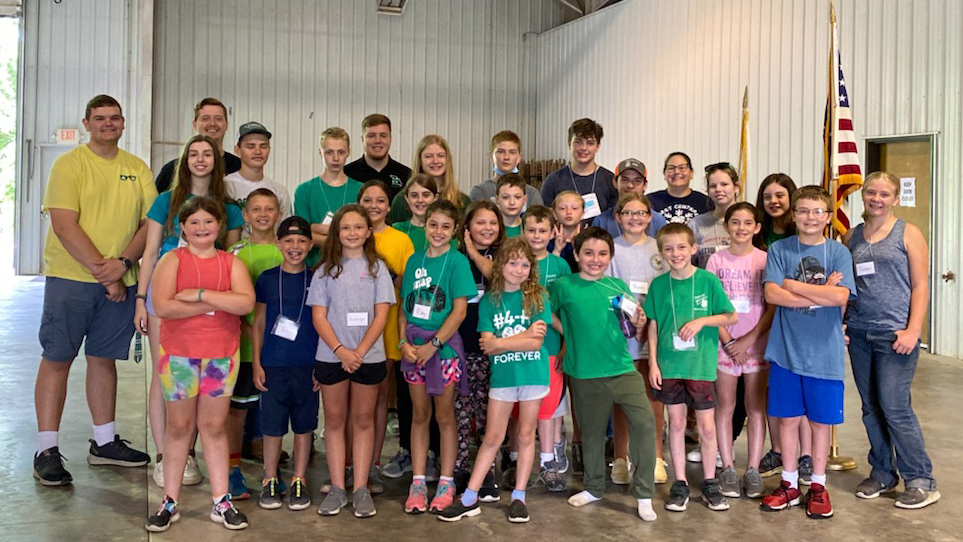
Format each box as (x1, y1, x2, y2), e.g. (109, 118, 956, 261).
(152, 460, 164, 487)
(686, 449, 702, 463)
(611, 458, 631, 485)
(183, 455, 203, 486)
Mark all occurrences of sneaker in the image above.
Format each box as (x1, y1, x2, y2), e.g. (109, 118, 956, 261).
(743, 467, 765, 499)
(804, 483, 833, 519)
(152, 460, 164, 487)
(383, 449, 412, 479)
(352, 487, 377, 518)
(288, 477, 311, 511)
(534, 461, 566, 492)
(33, 447, 72, 486)
(855, 477, 898, 499)
(718, 466, 741, 498)
(798, 455, 813, 486)
(437, 498, 480, 522)
(183, 454, 203, 485)
(404, 482, 428, 514)
(508, 499, 530, 523)
(702, 479, 730, 511)
(145, 496, 180, 532)
(368, 465, 385, 495)
(554, 435, 569, 474)
(425, 452, 441, 483)
(429, 480, 456, 513)
(611, 457, 631, 485)
(210, 495, 248, 530)
(654, 458, 668, 484)
(572, 442, 584, 476)
(759, 449, 783, 478)
(501, 461, 517, 488)
(259, 478, 283, 510)
(894, 487, 941, 510)
(387, 411, 400, 436)
(87, 435, 149, 467)
(760, 480, 801, 511)
(321, 467, 353, 494)
(317, 486, 348, 516)
(665, 480, 690, 512)
(229, 466, 251, 500)
(686, 449, 702, 463)
(479, 468, 501, 502)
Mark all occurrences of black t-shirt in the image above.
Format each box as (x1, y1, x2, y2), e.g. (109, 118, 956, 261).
(539, 165, 618, 212)
(343, 156, 412, 202)
(458, 246, 495, 354)
(647, 189, 714, 224)
(154, 151, 241, 193)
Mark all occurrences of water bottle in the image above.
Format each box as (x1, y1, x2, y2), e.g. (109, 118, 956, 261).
(133, 333, 143, 364)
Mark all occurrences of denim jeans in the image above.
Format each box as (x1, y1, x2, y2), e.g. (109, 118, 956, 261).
(847, 327, 936, 490)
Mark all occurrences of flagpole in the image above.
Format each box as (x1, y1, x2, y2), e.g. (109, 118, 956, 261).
(738, 86, 749, 201)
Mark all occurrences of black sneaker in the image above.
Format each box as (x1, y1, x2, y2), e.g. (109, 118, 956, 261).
(508, 499, 530, 523)
(87, 435, 149, 467)
(288, 477, 311, 511)
(34, 447, 72, 486)
(665, 480, 690, 512)
(479, 468, 501, 502)
(145, 496, 180, 532)
(759, 449, 783, 477)
(259, 478, 283, 510)
(211, 495, 249, 530)
(534, 461, 566, 492)
(798, 455, 814, 486)
(572, 442, 584, 476)
(702, 478, 730, 511)
(437, 499, 480, 522)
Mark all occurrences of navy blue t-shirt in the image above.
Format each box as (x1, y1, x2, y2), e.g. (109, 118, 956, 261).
(254, 266, 319, 367)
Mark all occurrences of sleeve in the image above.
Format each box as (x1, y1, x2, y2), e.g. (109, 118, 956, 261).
(293, 182, 313, 223)
(449, 255, 481, 299)
(642, 278, 658, 319)
(537, 295, 552, 324)
(225, 202, 245, 230)
(305, 268, 329, 307)
(527, 186, 543, 206)
(763, 241, 787, 284)
(705, 252, 720, 277)
(469, 183, 486, 202)
(374, 261, 397, 305)
(548, 279, 565, 314)
(146, 192, 170, 225)
(832, 242, 858, 298)
(154, 160, 175, 193)
(477, 295, 495, 333)
(254, 271, 268, 303)
(138, 161, 158, 219)
(279, 187, 293, 219)
(540, 171, 558, 207)
(42, 153, 81, 212)
(708, 272, 735, 314)
(558, 258, 573, 277)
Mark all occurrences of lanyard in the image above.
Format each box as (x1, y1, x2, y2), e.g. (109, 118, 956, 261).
(278, 268, 308, 325)
(854, 217, 894, 262)
(189, 250, 223, 294)
(569, 166, 598, 195)
(668, 274, 695, 334)
(318, 178, 349, 216)
(418, 247, 451, 309)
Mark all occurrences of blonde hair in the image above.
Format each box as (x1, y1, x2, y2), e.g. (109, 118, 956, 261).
(319, 126, 350, 149)
(863, 171, 901, 196)
(488, 237, 546, 317)
(414, 135, 461, 209)
(552, 190, 583, 209)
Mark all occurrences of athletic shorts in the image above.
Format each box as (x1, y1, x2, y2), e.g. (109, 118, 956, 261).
(39, 277, 136, 362)
(490, 384, 550, 403)
(158, 346, 239, 401)
(261, 365, 319, 436)
(230, 362, 260, 410)
(654, 378, 715, 410)
(403, 358, 461, 387)
(717, 352, 768, 377)
(767, 362, 844, 425)
(314, 360, 388, 386)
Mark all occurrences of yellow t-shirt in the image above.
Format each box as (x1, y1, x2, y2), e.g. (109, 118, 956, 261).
(42, 145, 157, 286)
(373, 226, 415, 360)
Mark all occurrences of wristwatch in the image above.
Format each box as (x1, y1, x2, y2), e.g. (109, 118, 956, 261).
(430, 336, 442, 348)
(118, 257, 132, 270)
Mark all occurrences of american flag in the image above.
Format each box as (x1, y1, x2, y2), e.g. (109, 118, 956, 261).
(822, 3, 863, 237)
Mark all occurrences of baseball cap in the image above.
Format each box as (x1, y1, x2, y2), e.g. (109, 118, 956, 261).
(615, 158, 647, 178)
(277, 216, 311, 239)
(237, 121, 272, 143)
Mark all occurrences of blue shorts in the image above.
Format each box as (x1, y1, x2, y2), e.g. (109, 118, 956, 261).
(39, 277, 136, 362)
(260, 365, 319, 437)
(767, 362, 844, 425)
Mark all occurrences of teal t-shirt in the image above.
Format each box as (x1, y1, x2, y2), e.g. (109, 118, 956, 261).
(642, 268, 735, 381)
(504, 224, 522, 238)
(230, 240, 284, 362)
(400, 247, 477, 359)
(549, 274, 636, 379)
(477, 290, 551, 388)
(147, 191, 244, 256)
(394, 220, 428, 253)
(293, 176, 362, 265)
(538, 253, 571, 356)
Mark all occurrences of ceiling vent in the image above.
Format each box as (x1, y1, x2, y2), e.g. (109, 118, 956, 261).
(377, 0, 406, 16)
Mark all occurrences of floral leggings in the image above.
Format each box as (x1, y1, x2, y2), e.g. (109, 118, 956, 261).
(455, 351, 490, 473)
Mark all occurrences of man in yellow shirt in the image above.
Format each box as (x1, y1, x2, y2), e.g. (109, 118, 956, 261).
(34, 95, 157, 487)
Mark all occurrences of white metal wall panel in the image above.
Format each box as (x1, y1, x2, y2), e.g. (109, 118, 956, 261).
(152, 0, 564, 193)
(535, 0, 963, 356)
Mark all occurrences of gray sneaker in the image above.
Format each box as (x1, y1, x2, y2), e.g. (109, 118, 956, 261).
(288, 477, 311, 511)
(425, 451, 440, 483)
(758, 449, 782, 477)
(258, 478, 283, 510)
(719, 466, 741, 498)
(743, 467, 765, 499)
(554, 434, 569, 474)
(534, 461, 566, 492)
(855, 477, 898, 499)
(798, 455, 813, 486)
(317, 486, 348, 516)
(702, 478, 730, 511)
(368, 465, 385, 495)
(321, 467, 353, 494)
(352, 487, 377, 518)
(383, 449, 412, 479)
(894, 487, 941, 510)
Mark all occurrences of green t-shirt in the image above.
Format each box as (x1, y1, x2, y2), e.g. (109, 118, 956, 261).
(230, 240, 284, 362)
(642, 268, 734, 381)
(477, 290, 552, 388)
(504, 224, 522, 238)
(394, 220, 428, 253)
(549, 274, 635, 379)
(400, 247, 477, 359)
(538, 253, 571, 356)
(388, 191, 472, 223)
(293, 176, 362, 265)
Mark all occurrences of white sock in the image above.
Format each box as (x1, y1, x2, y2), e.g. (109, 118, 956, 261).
(37, 431, 58, 455)
(93, 422, 116, 446)
(811, 473, 827, 486)
(637, 498, 657, 522)
(567, 490, 602, 507)
(540, 452, 555, 467)
(782, 470, 799, 489)
(509, 451, 518, 462)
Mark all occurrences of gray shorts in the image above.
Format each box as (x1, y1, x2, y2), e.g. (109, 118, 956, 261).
(39, 277, 136, 362)
(489, 384, 551, 403)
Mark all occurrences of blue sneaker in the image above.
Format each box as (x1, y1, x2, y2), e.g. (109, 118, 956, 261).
(229, 467, 251, 500)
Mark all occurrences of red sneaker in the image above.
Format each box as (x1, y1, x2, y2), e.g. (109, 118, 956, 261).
(404, 483, 428, 514)
(429, 480, 456, 513)
(760, 480, 802, 511)
(805, 483, 834, 519)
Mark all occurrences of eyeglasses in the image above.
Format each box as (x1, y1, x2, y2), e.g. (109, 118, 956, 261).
(704, 162, 733, 173)
(119, 175, 137, 181)
(617, 176, 647, 185)
(619, 210, 651, 217)
(664, 164, 691, 173)
(793, 208, 830, 218)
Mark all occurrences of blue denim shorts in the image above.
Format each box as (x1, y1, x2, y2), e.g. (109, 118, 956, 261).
(39, 277, 136, 362)
(767, 362, 844, 425)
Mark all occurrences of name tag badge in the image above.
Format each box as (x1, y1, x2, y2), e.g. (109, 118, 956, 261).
(322, 211, 334, 226)
(412, 303, 432, 319)
(178, 236, 189, 248)
(205, 310, 216, 317)
(732, 297, 752, 314)
(619, 295, 640, 317)
(347, 312, 369, 327)
(581, 193, 601, 219)
(672, 333, 696, 351)
(468, 288, 484, 304)
(855, 261, 876, 277)
(629, 280, 649, 295)
(272, 315, 300, 341)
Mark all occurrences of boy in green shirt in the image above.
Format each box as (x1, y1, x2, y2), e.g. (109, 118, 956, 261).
(496, 174, 527, 238)
(643, 223, 736, 513)
(549, 227, 656, 521)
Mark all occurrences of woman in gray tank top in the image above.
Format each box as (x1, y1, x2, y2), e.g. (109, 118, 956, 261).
(843, 171, 938, 509)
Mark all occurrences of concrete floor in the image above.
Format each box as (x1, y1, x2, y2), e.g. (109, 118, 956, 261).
(1, 275, 960, 542)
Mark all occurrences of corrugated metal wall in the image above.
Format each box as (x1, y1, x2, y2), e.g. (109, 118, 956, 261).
(535, 0, 963, 356)
(152, 0, 564, 192)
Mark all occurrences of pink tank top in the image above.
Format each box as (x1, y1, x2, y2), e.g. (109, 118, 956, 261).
(160, 248, 240, 358)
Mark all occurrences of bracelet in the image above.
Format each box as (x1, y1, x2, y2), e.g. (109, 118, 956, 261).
(135, 293, 147, 301)
(198, 288, 205, 302)
(398, 339, 408, 348)
(333, 344, 344, 353)
(723, 339, 737, 348)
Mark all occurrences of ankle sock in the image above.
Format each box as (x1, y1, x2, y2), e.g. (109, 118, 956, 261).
(461, 489, 478, 506)
(212, 493, 228, 505)
(511, 489, 526, 503)
(439, 475, 453, 484)
(540, 452, 555, 467)
(412, 475, 426, 485)
(92, 422, 115, 447)
(782, 470, 799, 489)
(37, 431, 58, 455)
(811, 473, 827, 486)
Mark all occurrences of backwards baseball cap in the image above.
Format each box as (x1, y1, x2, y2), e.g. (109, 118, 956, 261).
(277, 216, 311, 239)
(615, 158, 647, 178)
(237, 121, 272, 143)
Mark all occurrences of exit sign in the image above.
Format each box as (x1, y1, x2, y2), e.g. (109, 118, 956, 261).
(56, 129, 80, 145)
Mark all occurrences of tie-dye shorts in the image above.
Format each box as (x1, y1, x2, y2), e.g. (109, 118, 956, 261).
(403, 357, 461, 387)
(158, 346, 239, 401)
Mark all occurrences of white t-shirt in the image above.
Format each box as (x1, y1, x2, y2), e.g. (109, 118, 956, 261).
(225, 171, 292, 220)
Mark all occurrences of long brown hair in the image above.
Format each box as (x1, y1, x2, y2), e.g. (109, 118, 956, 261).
(754, 173, 797, 249)
(488, 237, 545, 317)
(459, 200, 505, 253)
(413, 135, 461, 209)
(168, 135, 228, 246)
(320, 204, 383, 279)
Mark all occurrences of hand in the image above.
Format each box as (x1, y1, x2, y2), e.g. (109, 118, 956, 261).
(414, 342, 438, 366)
(842, 324, 850, 347)
(649, 365, 662, 390)
(105, 281, 127, 303)
(92, 258, 127, 285)
(134, 303, 148, 335)
(479, 335, 500, 355)
(174, 288, 201, 303)
(554, 354, 564, 373)
(253, 364, 267, 392)
(525, 320, 548, 339)
(400, 342, 418, 363)
(335, 347, 364, 372)
(632, 307, 647, 329)
(724, 335, 752, 361)
(552, 224, 566, 253)
(678, 318, 705, 341)
(825, 271, 844, 287)
(566, 222, 584, 243)
(464, 229, 473, 251)
(312, 375, 321, 392)
(892, 328, 919, 355)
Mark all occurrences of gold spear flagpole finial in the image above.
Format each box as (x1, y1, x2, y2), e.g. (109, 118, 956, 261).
(830, 1, 836, 25)
(742, 86, 748, 108)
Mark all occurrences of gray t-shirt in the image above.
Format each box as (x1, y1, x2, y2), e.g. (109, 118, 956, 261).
(687, 212, 731, 268)
(469, 178, 544, 208)
(606, 236, 667, 358)
(306, 257, 396, 363)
